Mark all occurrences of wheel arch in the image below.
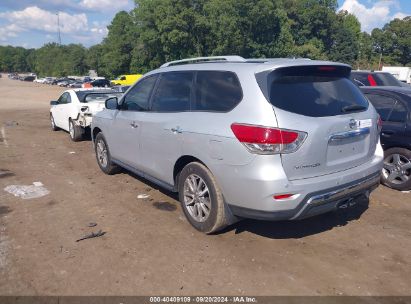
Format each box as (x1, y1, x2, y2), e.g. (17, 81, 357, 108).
(92, 127, 102, 141)
(173, 155, 208, 189)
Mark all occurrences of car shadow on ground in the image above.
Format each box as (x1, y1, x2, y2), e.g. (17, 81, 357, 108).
(226, 196, 369, 239)
(117, 169, 369, 239)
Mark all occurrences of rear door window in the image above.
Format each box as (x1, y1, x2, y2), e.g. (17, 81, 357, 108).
(151, 72, 193, 112)
(193, 71, 242, 112)
(350, 73, 370, 86)
(389, 101, 407, 122)
(365, 94, 396, 121)
(267, 67, 368, 117)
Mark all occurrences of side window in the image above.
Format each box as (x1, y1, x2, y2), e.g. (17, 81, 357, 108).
(122, 75, 158, 111)
(58, 93, 68, 104)
(66, 93, 72, 104)
(388, 101, 407, 123)
(194, 71, 242, 112)
(151, 72, 193, 112)
(365, 94, 396, 121)
(351, 73, 369, 86)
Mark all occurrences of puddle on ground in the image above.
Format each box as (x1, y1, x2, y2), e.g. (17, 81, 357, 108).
(153, 201, 177, 212)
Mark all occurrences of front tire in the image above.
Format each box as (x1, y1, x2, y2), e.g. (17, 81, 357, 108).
(69, 119, 84, 142)
(178, 162, 237, 234)
(94, 133, 119, 175)
(381, 147, 411, 191)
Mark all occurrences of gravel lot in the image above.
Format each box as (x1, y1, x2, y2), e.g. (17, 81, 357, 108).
(0, 75, 410, 296)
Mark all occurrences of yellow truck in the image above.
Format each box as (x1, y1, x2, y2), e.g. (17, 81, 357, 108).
(111, 74, 143, 86)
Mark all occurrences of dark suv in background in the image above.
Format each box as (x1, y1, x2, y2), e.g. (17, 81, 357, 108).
(351, 71, 406, 87)
(361, 86, 411, 191)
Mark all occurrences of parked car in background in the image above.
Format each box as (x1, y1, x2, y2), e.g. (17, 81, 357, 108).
(351, 71, 407, 87)
(22, 75, 35, 82)
(89, 79, 111, 88)
(111, 74, 143, 86)
(57, 78, 76, 87)
(67, 81, 84, 88)
(361, 86, 411, 191)
(34, 78, 47, 83)
(92, 56, 383, 233)
(50, 89, 122, 141)
(112, 85, 131, 93)
(382, 66, 411, 84)
(44, 77, 55, 84)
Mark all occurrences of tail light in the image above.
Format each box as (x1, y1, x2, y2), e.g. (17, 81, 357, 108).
(231, 123, 307, 154)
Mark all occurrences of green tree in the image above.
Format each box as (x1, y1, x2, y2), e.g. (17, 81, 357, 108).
(99, 11, 136, 78)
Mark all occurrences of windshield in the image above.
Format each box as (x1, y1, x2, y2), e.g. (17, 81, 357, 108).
(75, 91, 122, 103)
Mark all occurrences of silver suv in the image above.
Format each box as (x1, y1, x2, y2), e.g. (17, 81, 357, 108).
(91, 56, 384, 233)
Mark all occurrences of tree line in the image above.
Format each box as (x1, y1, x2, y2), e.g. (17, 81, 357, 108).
(0, 0, 410, 78)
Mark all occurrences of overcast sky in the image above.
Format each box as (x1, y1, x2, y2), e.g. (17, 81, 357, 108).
(0, 0, 409, 48)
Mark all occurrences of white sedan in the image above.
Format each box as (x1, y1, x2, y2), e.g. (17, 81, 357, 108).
(50, 89, 122, 141)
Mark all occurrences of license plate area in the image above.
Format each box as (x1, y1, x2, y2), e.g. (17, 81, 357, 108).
(327, 135, 368, 166)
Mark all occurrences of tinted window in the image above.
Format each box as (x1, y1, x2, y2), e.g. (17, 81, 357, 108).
(194, 71, 242, 111)
(58, 92, 69, 104)
(365, 94, 395, 121)
(350, 73, 370, 86)
(269, 75, 368, 117)
(151, 72, 193, 112)
(366, 93, 407, 123)
(122, 75, 157, 111)
(373, 73, 403, 86)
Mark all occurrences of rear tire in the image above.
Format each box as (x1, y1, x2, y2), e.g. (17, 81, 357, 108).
(94, 133, 119, 175)
(381, 147, 411, 191)
(178, 162, 237, 234)
(69, 119, 84, 142)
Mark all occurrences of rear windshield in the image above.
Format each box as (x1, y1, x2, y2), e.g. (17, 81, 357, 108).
(267, 67, 369, 117)
(76, 91, 122, 103)
(373, 73, 403, 86)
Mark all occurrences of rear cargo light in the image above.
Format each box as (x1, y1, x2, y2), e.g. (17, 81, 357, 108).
(317, 66, 336, 71)
(273, 194, 294, 200)
(231, 123, 307, 154)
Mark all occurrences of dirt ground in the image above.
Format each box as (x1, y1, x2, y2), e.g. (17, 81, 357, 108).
(0, 75, 410, 296)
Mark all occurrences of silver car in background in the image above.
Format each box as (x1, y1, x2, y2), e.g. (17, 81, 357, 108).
(91, 56, 384, 233)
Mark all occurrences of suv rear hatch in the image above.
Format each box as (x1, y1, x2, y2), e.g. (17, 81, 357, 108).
(257, 65, 379, 181)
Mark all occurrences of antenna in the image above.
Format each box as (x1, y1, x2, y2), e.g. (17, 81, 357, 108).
(56, 12, 61, 45)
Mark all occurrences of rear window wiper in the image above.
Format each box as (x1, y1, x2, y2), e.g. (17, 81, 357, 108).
(341, 104, 367, 113)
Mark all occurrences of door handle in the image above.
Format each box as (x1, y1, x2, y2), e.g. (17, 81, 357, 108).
(130, 121, 139, 128)
(171, 126, 182, 134)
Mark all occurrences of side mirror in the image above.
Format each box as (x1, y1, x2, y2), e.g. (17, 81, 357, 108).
(105, 97, 118, 110)
(50, 100, 58, 105)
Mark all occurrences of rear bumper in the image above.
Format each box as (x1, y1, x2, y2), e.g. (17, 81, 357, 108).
(228, 172, 380, 221)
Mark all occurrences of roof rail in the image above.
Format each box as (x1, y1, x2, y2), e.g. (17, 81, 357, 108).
(160, 56, 246, 67)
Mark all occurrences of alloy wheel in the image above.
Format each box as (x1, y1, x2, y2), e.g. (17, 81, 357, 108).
(96, 139, 108, 168)
(183, 174, 211, 222)
(383, 153, 411, 185)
